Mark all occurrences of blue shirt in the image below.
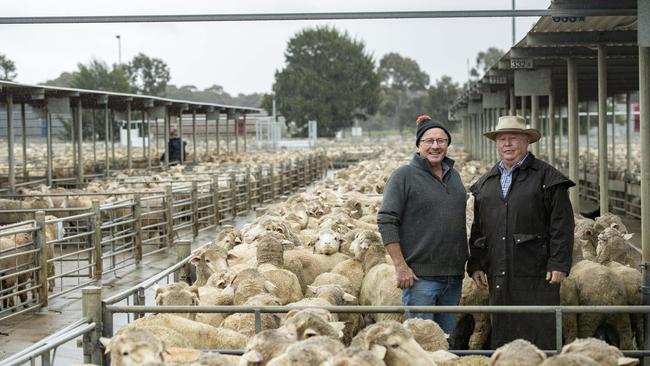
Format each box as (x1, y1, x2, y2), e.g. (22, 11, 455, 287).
(498, 153, 529, 198)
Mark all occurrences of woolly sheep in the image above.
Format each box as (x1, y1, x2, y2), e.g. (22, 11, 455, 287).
(351, 321, 437, 366)
(314, 228, 343, 255)
(359, 263, 402, 323)
(195, 285, 235, 328)
(538, 354, 598, 366)
(154, 282, 199, 320)
(489, 339, 546, 366)
(281, 308, 345, 340)
(325, 347, 387, 366)
(240, 329, 295, 366)
(451, 275, 490, 350)
(569, 260, 633, 349)
(403, 318, 448, 351)
(596, 225, 634, 265)
(117, 314, 246, 350)
(561, 337, 638, 366)
(266, 336, 345, 366)
(220, 294, 281, 337)
(438, 355, 490, 366)
(100, 328, 165, 366)
(191, 244, 230, 287)
(258, 263, 303, 305)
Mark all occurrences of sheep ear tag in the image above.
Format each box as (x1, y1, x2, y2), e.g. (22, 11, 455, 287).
(342, 293, 356, 302)
(624, 233, 634, 241)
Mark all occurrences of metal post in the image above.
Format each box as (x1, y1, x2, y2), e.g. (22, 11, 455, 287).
(81, 286, 103, 365)
(174, 239, 192, 283)
(204, 112, 209, 156)
(191, 181, 199, 238)
(166, 185, 174, 246)
(226, 116, 231, 153)
(134, 193, 142, 262)
(92, 200, 103, 280)
(212, 176, 220, 225)
(164, 107, 170, 168)
(243, 115, 247, 152)
(521, 95, 527, 120)
(34, 211, 49, 306)
(626, 93, 631, 176)
(639, 45, 650, 361)
(567, 58, 580, 212)
(77, 99, 84, 185)
(92, 109, 97, 166)
(144, 109, 150, 170)
(612, 95, 616, 163)
(21, 102, 27, 181)
(559, 106, 564, 160)
(598, 44, 609, 214)
(235, 116, 240, 154)
(155, 116, 160, 159)
(6, 93, 15, 193)
(192, 110, 197, 164)
(178, 110, 184, 165)
(104, 104, 110, 175)
(126, 101, 132, 170)
(586, 102, 591, 168)
(216, 113, 220, 155)
(549, 92, 556, 166)
(110, 110, 115, 168)
(46, 111, 53, 186)
(509, 87, 516, 115)
(531, 95, 540, 156)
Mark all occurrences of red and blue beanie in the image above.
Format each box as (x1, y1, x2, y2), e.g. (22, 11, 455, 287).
(415, 115, 452, 147)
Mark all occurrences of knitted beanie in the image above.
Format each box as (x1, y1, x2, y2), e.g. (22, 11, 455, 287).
(415, 115, 452, 147)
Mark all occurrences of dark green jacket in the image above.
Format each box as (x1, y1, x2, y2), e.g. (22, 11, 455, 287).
(377, 153, 467, 277)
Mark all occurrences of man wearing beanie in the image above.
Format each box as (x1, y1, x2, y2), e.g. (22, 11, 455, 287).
(377, 114, 467, 336)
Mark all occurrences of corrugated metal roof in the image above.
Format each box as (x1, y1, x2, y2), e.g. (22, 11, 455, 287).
(0, 80, 263, 114)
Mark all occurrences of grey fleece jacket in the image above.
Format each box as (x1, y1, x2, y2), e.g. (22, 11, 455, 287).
(377, 153, 468, 277)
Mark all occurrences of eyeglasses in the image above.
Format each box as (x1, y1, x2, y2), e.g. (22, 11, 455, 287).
(420, 138, 449, 147)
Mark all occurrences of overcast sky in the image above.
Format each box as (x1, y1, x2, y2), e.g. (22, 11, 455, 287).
(1, 0, 549, 95)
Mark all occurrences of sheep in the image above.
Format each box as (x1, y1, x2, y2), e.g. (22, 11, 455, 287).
(438, 355, 490, 366)
(240, 329, 296, 366)
(569, 260, 633, 349)
(306, 272, 356, 298)
(215, 225, 242, 250)
(266, 336, 345, 366)
(257, 263, 303, 305)
(220, 294, 281, 337)
(559, 276, 579, 344)
(325, 347, 387, 366)
(99, 328, 166, 366)
(195, 285, 234, 328)
(283, 248, 349, 292)
(330, 257, 364, 296)
(403, 318, 448, 352)
(360, 262, 401, 323)
(594, 212, 628, 234)
(595, 225, 634, 265)
(538, 354, 599, 366)
(314, 228, 343, 255)
(154, 282, 199, 320)
(489, 339, 546, 366)
(351, 321, 437, 366)
(560, 337, 639, 366)
(451, 275, 490, 350)
(281, 308, 345, 340)
(116, 314, 247, 350)
(231, 268, 277, 305)
(606, 261, 643, 348)
(191, 244, 230, 287)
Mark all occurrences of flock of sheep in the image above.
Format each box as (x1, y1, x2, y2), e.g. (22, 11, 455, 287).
(90, 145, 643, 366)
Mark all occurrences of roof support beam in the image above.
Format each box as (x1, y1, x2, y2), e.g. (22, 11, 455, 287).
(526, 31, 636, 46)
(511, 46, 638, 59)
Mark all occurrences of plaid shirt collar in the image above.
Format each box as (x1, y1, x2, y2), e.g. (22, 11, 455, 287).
(497, 153, 529, 198)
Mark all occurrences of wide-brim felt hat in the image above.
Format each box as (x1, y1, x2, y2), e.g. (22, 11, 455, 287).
(483, 115, 541, 143)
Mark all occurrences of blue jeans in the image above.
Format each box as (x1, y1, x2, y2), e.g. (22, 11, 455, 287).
(402, 276, 462, 336)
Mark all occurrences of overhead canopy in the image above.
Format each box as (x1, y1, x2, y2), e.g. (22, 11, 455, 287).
(451, 0, 642, 115)
(0, 80, 262, 116)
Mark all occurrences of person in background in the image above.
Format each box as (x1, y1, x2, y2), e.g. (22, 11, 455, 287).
(160, 128, 187, 166)
(467, 115, 574, 350)
(377, 114, 468, 336)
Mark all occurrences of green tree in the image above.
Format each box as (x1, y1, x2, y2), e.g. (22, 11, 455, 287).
(425, 75, 461, 127)
(126, 53, 171, 96)
(0, 53, 17, 80)
(378, 53, 429, 132)
(273, 26, 380, 137)
(470, 47, 505, 79)
(70, 59, 133, 92)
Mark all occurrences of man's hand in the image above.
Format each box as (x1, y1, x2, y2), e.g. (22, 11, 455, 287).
(394, 263, 418, 289)
(546, 271, 566, 284)
(471, 270, 489, 290)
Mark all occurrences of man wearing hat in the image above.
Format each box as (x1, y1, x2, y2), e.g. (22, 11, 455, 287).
(377, 115, 468, 336)
(467, 115, 574, 349)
